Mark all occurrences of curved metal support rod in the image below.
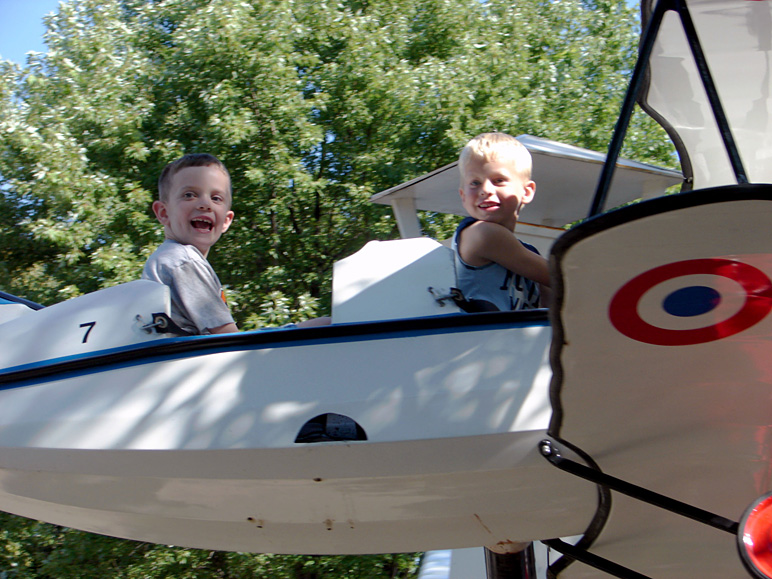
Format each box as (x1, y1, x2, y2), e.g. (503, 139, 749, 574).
(589, 0, 748, 218)
(675, 0, 748, 184)
(539, 440, 739, 535)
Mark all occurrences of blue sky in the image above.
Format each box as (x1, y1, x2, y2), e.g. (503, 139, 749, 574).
(0, 0, 65, 65)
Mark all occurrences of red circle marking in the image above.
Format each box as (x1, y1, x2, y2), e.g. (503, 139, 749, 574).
(609, 259, 772, 346)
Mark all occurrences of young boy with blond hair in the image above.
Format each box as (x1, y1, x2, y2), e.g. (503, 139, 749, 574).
(142, 153, 238, 334)
(453, 133, 551, 311)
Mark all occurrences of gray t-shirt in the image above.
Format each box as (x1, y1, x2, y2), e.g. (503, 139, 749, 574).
(453, 217, 541, 311)
(142, 240, 235, 334)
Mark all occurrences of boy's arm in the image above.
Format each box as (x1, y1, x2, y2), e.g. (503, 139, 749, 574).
(208, 322, 239, 334)
(296, 316, 331, 327)
(167, 259, 238, 334)
(458, 221, 550, 287)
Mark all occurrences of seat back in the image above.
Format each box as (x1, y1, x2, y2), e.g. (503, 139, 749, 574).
(0, 303, 35, 325)
(0, 280, 171, 371)
(332, 238, 461, 323)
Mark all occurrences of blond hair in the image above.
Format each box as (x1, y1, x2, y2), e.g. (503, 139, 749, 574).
(458, 133, 532, 181)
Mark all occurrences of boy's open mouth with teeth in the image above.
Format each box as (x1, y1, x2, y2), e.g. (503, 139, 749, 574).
(191, 217, 214, 231)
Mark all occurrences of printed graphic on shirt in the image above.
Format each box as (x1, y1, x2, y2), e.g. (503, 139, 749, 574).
(501, 270, 540, 310)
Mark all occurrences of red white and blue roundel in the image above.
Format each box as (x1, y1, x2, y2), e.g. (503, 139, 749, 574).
(609, 258, 772, 346)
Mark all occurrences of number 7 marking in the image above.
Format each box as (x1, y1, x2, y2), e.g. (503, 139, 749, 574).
(80, 321, 96, 343)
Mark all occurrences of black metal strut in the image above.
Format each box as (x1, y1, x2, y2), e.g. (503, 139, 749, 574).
(542, 538, 652, 579)
(540, 440, 739, 535)
(539, 439, 740, 579)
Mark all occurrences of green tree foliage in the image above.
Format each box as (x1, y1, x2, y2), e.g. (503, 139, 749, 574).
(0, 0, 675, 575)
(0, 511, 417, 578)
(0, 0, 674, 320)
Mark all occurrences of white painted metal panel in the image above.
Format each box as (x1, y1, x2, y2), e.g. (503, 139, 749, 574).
(641, 0, 772, 189)
(332, 238, 461, 323)
(551, 190, 772, 578)
(0, 280, 170, 370)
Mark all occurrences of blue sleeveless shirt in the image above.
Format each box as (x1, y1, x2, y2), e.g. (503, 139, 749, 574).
(452, 217, 541, 311)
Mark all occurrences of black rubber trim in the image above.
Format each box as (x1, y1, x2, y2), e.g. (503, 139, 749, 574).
(554, 183, 772, 270)
(0, 290, 44, 311)
(0, 308, 549, 387)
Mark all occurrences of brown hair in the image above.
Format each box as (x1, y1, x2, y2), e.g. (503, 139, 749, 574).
(157, 153, 231, 203)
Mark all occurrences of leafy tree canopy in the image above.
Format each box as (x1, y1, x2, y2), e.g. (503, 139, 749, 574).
(0, 512, 418, 578)
(0, 0, 674, 322)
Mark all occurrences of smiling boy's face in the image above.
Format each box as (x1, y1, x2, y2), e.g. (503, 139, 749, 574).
(152, 165, 234, 258)
(459, 155, 535, 232)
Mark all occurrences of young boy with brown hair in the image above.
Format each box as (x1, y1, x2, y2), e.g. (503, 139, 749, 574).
(142, 153, 238, 334)
(453, 133, 551, 311)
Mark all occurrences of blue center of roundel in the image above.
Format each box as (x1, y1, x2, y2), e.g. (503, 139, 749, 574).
(662, 286, 721, 317)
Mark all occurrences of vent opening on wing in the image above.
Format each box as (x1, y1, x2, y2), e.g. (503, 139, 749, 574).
(295, 413, 368, 443)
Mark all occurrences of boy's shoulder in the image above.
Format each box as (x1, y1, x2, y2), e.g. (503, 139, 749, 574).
(455, 217, 540, 255)
(143, 240, 211, 281)
(148, 240, 206, 264)
(455, 216, 477, 234)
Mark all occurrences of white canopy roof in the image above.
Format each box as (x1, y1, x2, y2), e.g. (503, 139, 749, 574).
(371, 135, 683, 234)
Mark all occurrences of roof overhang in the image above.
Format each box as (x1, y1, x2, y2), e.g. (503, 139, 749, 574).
(371, 135, 683, 229)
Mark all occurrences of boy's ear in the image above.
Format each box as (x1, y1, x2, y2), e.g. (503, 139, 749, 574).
(520, 180, 536, 205)
(152, 200, 170, 225)
(221, 210, 235, 233)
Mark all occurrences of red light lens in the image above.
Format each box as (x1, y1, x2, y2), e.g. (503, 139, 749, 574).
(739, 493, 772, 578)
